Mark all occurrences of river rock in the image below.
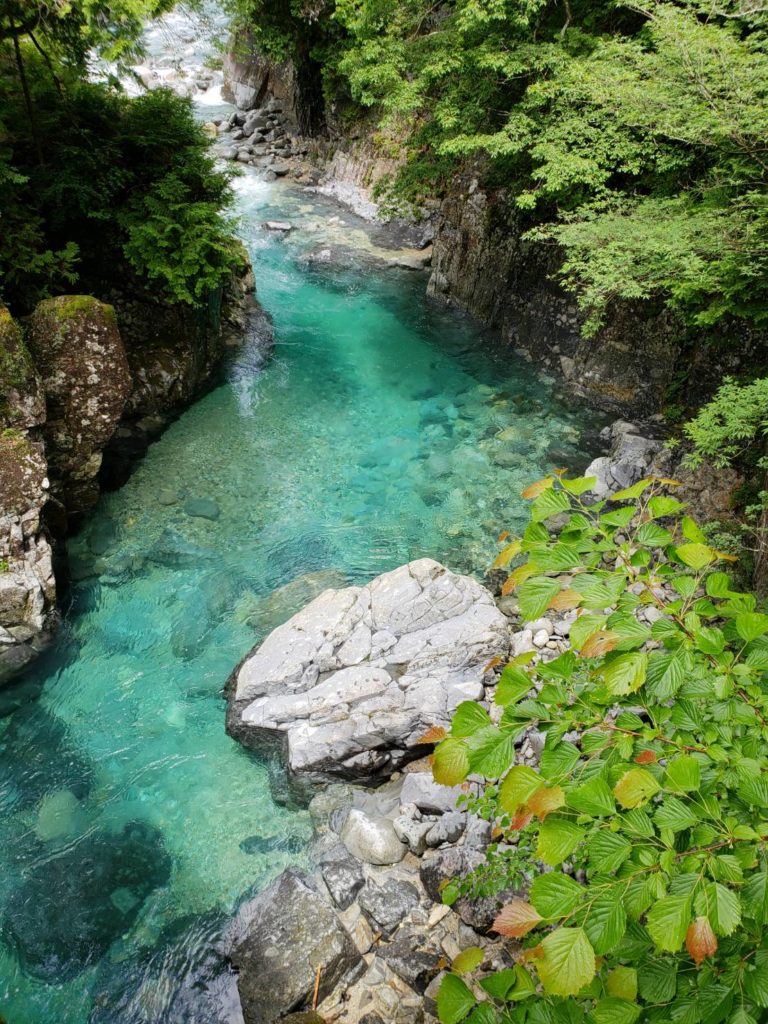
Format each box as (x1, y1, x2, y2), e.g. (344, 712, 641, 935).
(262, 220, 293, 232)
(25, 296, 131, 521)
(357, 878, 421, 938)
(585, 420, 663, 499)
(230, 869, 361, 1024)
(399, 771, 469, 815)
(340, 808, 407, 865)
(226, 559, 509, 792)
(183, 496, 220, 520)
(319, 843, 365, 909)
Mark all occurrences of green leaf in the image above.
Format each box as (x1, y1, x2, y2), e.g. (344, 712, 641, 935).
(744, 964, 768, 1008)
(675, 543, 716, 570)
(530, 873, 584, 918)
(567, 777, 616, 817)
(736, 612, 768, 643)
(706, 572, 734, 598)
(647, 496, 687, 519)
(570, 613, 609, 649)
(602, 652, 647, 696)
(536, 927, 596, 997)
(635, 521, 673, 547)
(600, 506, 636, 528)
(535, 543, 583, 571)
(654, 796, 698, 832)
(665, 755, 701, 792)
(584, 891, 627, 954)
(540, 741, 581, 781)
(452, 946, 485, 975)
(614, 768, 661, 808)
(531, 487, 571, 522)
(637, 959, 677, 1003)
(467, 730, 515, 779)
(695, 883, 741, 936)
(606, 966, 638, 1002)
(743, 871, 768, 926)
(498, 765, 541, 814)
(587, 830, 631, 873)
(537, 818, 584, 866)
(646, 649, 688, 699)
(518, 576, 562, 620)
(437, 974, 476, 1024)
(451, 701, 491, 737)
(433, 738, 470, 786)
(495, 665, 532, 706)
(610, 479, 653, 501)
(562, 475, 598, 496)
(646, 894, 692, 952)
(682, 516, 708, 543)
(592, 998, 641, 1024)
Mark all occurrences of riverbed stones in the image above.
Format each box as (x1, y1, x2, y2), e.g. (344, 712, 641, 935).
(183, 496, 220, 520)
(319, 843, 365, 909)
(226, 559, 509, 793)
(230, 869, 361, 1024)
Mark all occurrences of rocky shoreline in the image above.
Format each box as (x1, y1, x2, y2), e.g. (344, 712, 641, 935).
(0, 260, 260, 685)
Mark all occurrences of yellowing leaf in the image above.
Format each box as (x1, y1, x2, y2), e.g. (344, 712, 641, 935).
(613, 768, 661, 808)
(483, 655, 503, 673)
(528, 784, 565, 820)
(548, 588, 583, 612)
(492, 899, 544, 938)
(498, 765, 541, 815)
(606, 966, 638, 1001)
(536, 927, 596, 997)
(675, 542, 716, 571)
(686, 916, 717, 967)
(502, 563, 535, 594)
(634, 750, 657, 765)
(521, 476, 554, 499)
(417, 725, 447, 745)
(492, 538, 522, 570)
(509, 808, 534, 831)
(581, 629, 620, 658)
(452, 946, 485, 975)
(497, 530, 510, 543)
(432, 737, 470, 786)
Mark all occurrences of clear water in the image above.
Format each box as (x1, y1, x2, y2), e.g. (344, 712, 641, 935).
(0, 171, 605, 1021)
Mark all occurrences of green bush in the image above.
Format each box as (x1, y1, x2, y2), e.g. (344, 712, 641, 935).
(431, 473, 768, 1024)
(0, 47, 238, 311)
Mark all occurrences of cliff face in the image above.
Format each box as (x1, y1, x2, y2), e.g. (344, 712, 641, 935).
(426, 173, 767, 416)
(0, 308, 56, 683)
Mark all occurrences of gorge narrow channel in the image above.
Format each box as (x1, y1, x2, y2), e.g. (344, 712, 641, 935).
(0, 142, 605, 1024)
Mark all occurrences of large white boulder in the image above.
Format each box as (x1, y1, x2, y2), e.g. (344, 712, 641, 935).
(226, 559, 509, 793)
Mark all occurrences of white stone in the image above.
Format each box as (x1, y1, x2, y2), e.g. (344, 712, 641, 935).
(340, 809, 407, 865)
(228, 560, 509, 786)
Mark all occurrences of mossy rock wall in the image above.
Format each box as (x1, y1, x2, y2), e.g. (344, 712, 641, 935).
(0, 305, 45, 430)
(25, 295, 131, 520)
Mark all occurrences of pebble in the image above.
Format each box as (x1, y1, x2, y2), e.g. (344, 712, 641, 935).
(533, 629, 549, 648)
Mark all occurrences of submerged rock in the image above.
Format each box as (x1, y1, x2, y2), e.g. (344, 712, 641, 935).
(230, 869, 361, 1023)
(3, 821, 171, 981)
(183, 496, 220, 520)
(226, 559, 509, 794)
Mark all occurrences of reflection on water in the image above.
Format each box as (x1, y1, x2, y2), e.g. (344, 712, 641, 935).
(0, 171, 604, 1023)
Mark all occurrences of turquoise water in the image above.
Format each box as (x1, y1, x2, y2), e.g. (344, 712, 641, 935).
(0, 172, 604, 1023)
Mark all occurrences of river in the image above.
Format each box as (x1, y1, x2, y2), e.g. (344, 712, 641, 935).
(0, 12, 604, 1023)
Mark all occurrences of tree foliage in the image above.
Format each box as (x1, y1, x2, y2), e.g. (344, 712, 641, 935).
(0, 3, 238, 312)
(235, 0, 768, 335)
(427, 474, 768, 1023)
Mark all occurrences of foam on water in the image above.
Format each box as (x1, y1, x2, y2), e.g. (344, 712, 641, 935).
(0, 164, 605, 1021)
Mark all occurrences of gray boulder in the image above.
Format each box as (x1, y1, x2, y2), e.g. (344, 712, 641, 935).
(586, 420, 663, 499)
(230, 869, 361, 1024)
(318, 844, 365, 910)
(358, 878, 421, 938)
(226, 559, 509, 793)
(340, 809, 407, 866)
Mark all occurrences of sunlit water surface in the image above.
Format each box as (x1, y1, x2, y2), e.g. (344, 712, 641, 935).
(0, 158, 606, 1024)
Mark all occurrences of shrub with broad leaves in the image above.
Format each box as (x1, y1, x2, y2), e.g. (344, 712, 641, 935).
(432, 473, 768, 1024)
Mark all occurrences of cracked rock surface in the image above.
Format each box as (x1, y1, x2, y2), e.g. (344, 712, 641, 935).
(226, 558, 510, 792)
